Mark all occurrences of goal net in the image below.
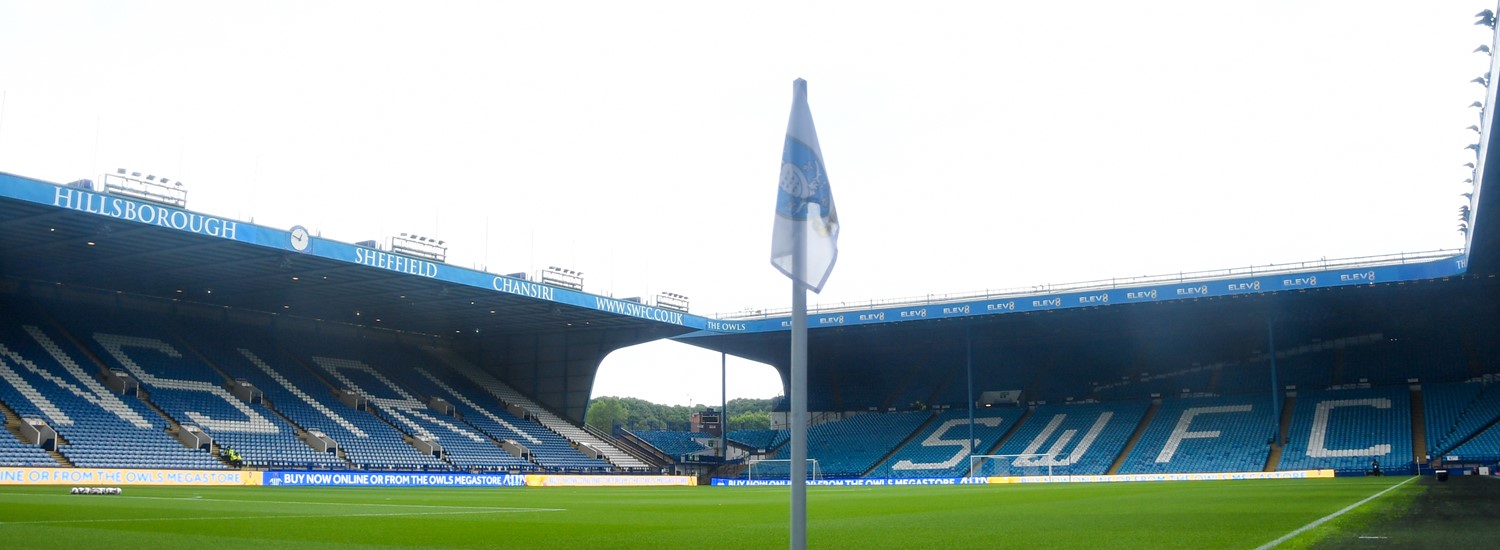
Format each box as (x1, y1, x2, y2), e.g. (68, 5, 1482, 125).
(967, 454, 1057, 480)
(746, 458, 822, 481)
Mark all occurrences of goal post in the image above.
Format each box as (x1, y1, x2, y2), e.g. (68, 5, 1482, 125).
(967, 454, 1056, 480)
(746, 458, 822, 481)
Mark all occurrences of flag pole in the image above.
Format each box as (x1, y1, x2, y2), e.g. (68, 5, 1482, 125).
(721, 351, 728, 459)
(774, 77, 833, 550)
(790, 214, 808, 550)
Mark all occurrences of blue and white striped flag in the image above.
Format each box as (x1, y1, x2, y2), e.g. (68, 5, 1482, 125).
(771, 79, 839, 293)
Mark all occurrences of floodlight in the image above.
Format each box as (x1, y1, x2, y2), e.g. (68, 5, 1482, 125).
(1479, 45, 1493, 54)
(131, 172, 141, 177)
(146, 175, 156, 181)
(1473, 77, 1489, 86)
(116, 168, 126, 174)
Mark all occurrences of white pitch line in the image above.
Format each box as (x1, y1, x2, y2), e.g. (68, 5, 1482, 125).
(1254, 476, 1417, 550)
(0, 507, 561, 526)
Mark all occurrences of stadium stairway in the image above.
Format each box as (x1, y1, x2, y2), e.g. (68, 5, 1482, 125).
(307, 355, 520, 472)
(1411, 385, 1427, 466)
(859, 412, 938, 478)
(1106, 398, 1160, 475)
(985, 400, 1150, 476)
(178, 329, 450, 471)
(614, 429, 678, 468)
(366, 356, 604, 472)
(0, 397, 65, 467)
(1115, 395, 1275, 475)
(0, 320, 227, 470)
(429, 348, 651, 471)
(1263, 393, 1296, 472)
(583, 423, 665, 468)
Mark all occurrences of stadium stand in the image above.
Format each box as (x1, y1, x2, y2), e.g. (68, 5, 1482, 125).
(386, 361, 591, 472)
(727, 429, 788, 453)
(1428, 380, 1500, 461)
(1447, 418, 1500, 462)
(1277, 387, 1413, 473)
(0, 390, 58, 467)
(1093, 367, 1217, 402)
(1422, 381, 1485, 454)
(812, 411, 931, 478)
(872, 407, 1026, 478)
(1116, 395, 1275, 474)
(6, 285, 1489, 480)
(429, 348, 643, 470)
(170, 324, 451, 471)
(980, 400, 1149, 476)
(0, 431, 56, 467)
(1343, 338, 1469, 387)
(750, 411, 931, 479)
(308, 355, 527, 471)
(1213, 363, 1270, 397)
(630, 430, 712, 460)
(1275, 353, 1336, 393)
(50, 307, 354, 471)
(0, 319, 225, 470)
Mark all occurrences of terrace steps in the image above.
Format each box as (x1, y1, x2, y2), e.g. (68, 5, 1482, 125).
(1411, 386, 1428, 464)
(1264, 394, 1296, 472)
(1107, 399, 1159, 475)
(861, 412, 937, 478)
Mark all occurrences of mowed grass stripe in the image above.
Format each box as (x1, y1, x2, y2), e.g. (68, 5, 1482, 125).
(1253, 476, 1416, 550)
(0, 479, 1418, 549)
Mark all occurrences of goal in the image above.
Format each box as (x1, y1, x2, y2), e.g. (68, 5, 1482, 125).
(746, 458, 822, 481)
(967, 454, 1056, 480)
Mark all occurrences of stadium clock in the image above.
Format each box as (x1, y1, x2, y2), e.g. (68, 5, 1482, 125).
(289, 225, 311, 252)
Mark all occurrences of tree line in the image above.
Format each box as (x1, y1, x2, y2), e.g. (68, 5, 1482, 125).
(585, 396, 781, 433)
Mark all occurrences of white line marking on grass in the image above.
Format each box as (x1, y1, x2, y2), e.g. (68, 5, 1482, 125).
(1254, 476, 1417, 550)
(0, 508, 564, 526)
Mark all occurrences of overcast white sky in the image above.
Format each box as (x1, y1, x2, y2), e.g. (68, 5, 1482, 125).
(0, 1, 1490, 406)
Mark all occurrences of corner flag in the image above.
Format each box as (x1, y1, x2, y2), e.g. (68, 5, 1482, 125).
(771, 78, 839, 293)
(772, 77, 836, 550)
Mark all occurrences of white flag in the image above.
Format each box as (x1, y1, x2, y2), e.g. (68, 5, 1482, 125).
(771, 79, 839, 293)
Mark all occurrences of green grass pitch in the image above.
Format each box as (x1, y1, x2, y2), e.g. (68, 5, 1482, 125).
(0, 477, 1434, 549)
